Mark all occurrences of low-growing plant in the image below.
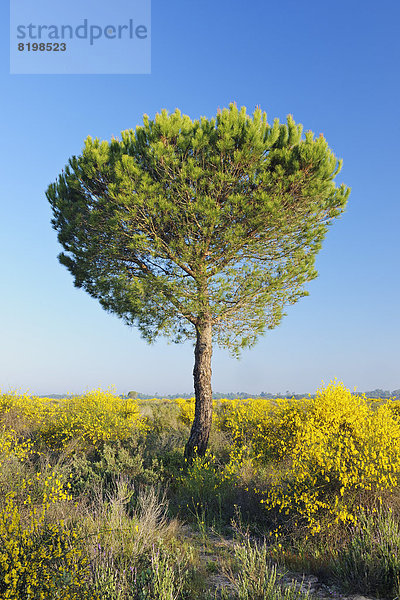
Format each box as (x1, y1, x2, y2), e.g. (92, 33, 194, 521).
(332, 507, 400, 595)
(66, 440, 146, 499)
(83, 479, 179, 564)
(90, 543, 136, 600)
(136, 546, 185, 600)
(174, 451, 241, 526)
(224, 538, 311, 600)
(39, 389, 147, 451)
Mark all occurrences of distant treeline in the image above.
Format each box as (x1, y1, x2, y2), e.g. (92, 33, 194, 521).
(40, 388, 400, 401)
(121, 388, 400, 401)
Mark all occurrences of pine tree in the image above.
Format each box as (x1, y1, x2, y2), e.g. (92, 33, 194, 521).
(47, 103, 350, 458)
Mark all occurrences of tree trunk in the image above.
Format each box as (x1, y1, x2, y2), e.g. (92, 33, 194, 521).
(184, 319, 213, 459)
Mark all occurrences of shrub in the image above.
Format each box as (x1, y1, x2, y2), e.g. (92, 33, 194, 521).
(214, 397, 307, 464)
(0, 471, 91, 600)
(0, 389, 147, 453)
(38, 389, 147, 451)
(174, 450, 241, 522)
(174, 398, 195, 428)
(66, 440, 146, 499)
(261, 381, 400, 532)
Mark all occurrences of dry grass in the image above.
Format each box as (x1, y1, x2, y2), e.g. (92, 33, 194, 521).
(82, 478, 180, 563)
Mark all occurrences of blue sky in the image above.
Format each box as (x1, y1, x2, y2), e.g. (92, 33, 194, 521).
(1, 0, 399, 396)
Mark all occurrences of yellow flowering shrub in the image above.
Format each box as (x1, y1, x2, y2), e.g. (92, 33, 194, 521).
(261, 382, 400, 532)
(214, 396, 308, 463)
(388, 399, 400, 420)
(41, 389, 147, 449)
(0, 389, 147, 451)
(174, 398, 195, 427)
(0, 392, 48, 429)
(0, 428, 32, 466)
(0, 471, 93, 600)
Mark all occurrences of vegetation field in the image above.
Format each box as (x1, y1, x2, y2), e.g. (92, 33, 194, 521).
(2, 382, 400, 599)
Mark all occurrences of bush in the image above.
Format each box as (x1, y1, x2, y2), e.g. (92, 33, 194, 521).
(0, 389, 147, 453)
(173, 450, 243, 524)
(214, 397, 306, 464)
(0, 471, 91, 600)
(261, 381, 400, 532)
(332, 508, 400, 595)
(38, 389, 147, 451)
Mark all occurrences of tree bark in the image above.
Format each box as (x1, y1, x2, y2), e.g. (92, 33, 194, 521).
(184, 319, 213, 459)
